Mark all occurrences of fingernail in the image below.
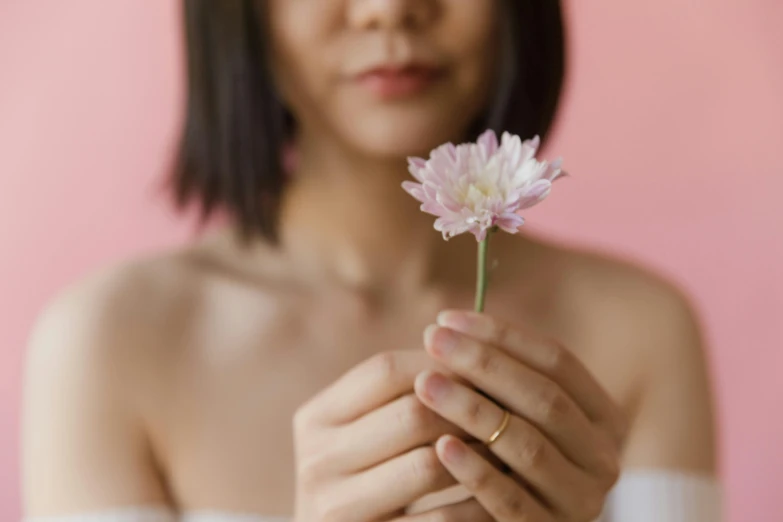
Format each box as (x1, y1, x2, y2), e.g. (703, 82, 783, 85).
(440, 436, 465, 464)
(423, 324, 438, 347)
(436, 310, 468, 328)
(424, 325, 459, 356)
(437, 310, 489, 336)
(423, 372, 451, 402)
(432, 328, 459, 356)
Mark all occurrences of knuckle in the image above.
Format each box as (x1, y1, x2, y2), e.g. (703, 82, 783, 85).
(369, 351, 398, 381)
(315, 497, 347, 522)
(292, 404, 315, 435)
(297, 456, 322, 485)
(517, 430, 548, 469)
(464, 466, 492, 492)
(600, 468, 621, 492)
(496, 490, 527, 519)
(579, 491, 606, 521)
(597, 415, 628, 452)
(409, 447, 445, 486)
(496, 324, 528, 361)
(426, 510, 456, 522)
(493, 320, 513, 346)
(465, 397, 486, 424)
(614, 411, 631, 444)
(543, 340, 571, 374)
(538, 384, 570, 423)
(596, 447, 622, 489)
(503, 328, 527, 354)
(396, 395, 433, 434)
(605, 455, 622, 486)
(471, 344, 500, 375)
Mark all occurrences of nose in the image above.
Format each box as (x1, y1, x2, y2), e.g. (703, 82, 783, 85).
(347, 0, 436, 32)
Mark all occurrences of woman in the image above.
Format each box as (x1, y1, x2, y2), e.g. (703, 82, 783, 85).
(22, 1, 720, 521)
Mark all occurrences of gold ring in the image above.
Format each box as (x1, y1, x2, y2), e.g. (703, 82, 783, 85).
(486, 410, 511, 445)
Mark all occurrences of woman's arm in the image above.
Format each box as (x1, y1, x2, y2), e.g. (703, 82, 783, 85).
(621, 290, 716, 474)
(22, 273, 169, 517)
(604, 286, 720, 520)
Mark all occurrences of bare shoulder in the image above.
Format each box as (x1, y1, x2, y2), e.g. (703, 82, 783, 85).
(23, 237, 290, 513)
(23, 236, 294, 514)
(22, 250, 202, 513)
(25, 234, 287, 404)
(28, 229, 287, 365)
(28, 248, 201, 371)
(501, 235, 704, 361)
(541, 241, 717, 473)
(556, 244, 703, 355)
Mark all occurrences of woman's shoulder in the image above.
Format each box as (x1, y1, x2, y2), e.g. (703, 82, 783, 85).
(27, 234, 291, 376)
(508, 235, 702, 342)
(554, 242, 701, 346)
(521, 238, 715, 471)
(25, 251, 202, 394)
(32, 249, 198, 347)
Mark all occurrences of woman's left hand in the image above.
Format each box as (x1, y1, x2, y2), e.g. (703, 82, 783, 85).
(413, 311, 628, 522)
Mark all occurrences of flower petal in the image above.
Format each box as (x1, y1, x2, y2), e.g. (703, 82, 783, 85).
(495, 212, 525, 234)
(401, 181, 427, 203)
(517, 180, 552, 210)
(436, 189, 464, 213)
(407, 157, 428, 182)
(543, 158, 566, 182)
(434, 217, 473, 241)
(421, 200, 448, 216)
(477, 130, 499, 162)
(470, 229, 484, 242)
(519, 137, 540, 167)
(511, 158, 548, 187)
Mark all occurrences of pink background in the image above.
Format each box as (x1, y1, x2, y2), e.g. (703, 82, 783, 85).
(1, 1, 781, 520)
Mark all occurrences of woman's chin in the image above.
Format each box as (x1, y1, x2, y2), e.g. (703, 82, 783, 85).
(340, 119, 469, 160)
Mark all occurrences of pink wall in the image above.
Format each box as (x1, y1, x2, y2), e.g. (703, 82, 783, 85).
(1, 1, 781, 520)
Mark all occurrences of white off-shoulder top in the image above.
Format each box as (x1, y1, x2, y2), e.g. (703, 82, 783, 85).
(24, 471, 722, 522)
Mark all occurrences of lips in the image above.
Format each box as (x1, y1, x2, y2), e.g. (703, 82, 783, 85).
(355, 65, 444, 99)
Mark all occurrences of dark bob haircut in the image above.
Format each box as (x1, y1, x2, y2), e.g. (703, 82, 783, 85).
(171, 0, 566, 242)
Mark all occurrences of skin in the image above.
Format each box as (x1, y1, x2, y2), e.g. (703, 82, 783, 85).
(22, 0, 717, 520)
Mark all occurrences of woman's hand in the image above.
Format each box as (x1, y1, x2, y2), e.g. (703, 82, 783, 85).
(292, 350, 496, 522)
(414, 311, 628, 522)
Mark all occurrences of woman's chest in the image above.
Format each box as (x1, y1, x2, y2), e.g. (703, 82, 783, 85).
(145, 292, 458, 511)
(143, 284, 629, 514)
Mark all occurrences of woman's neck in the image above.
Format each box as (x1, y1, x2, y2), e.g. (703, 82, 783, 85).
(277, 134, 465, 293)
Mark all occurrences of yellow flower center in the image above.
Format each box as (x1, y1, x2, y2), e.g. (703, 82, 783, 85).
(462, 182, 499, 210)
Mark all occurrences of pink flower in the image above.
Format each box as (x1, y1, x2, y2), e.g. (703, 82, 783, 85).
(403, 130, 566, 241)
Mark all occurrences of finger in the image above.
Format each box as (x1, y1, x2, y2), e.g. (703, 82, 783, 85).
(391, 499, 492, 522)
(335, 446, 457, 522)
(435, 435, 554, 522)
(332, 394, 469, 473)
(437, 311, 627, 442)
(424, 328, 618, 474)
(416, 371, 595, 516)
(468, 441, 507, 472)
(303, 351, 439, 425)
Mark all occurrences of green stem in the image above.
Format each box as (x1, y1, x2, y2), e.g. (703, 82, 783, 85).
(474, 231, 493, 313)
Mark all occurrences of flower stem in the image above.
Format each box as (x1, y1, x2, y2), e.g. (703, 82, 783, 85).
(474, 231, 493, 313)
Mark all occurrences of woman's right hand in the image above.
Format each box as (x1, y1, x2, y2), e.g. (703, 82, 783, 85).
(292, 351, 492, 522)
